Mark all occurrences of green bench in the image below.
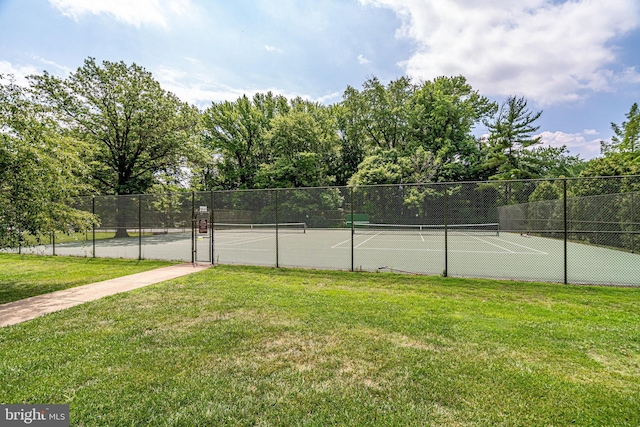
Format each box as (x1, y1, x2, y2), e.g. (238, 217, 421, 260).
(346, 214, 370, 228)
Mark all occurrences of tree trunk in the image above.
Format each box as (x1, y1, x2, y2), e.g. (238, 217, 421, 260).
(114, 196, 130, 238)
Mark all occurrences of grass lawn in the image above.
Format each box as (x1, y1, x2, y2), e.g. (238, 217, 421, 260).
(0, 254, 175, 304)
(20, 230, 153, 246)
(1, 265, 639, 426)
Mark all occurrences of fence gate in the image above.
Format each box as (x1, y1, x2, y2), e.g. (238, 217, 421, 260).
(194, 204, 212, 263)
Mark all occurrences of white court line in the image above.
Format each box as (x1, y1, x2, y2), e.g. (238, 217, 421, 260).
(354, 232, 382, 249)
(344, 247, 546, 254)
(331, 237, 352, 249)
(216, 232, 300, 247)
(331, 233, 375, 249)
(214, 248, 269, 252)
(486, 236, 548, 254)
(217, 235, 275, 246)
(468, 235, 516, 253)
(328, 231, 547, 255)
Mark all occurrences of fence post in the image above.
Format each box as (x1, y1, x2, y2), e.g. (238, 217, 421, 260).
(92, 196, 96, 258)
(443, 183, 448, 277)
(632, 192, 636, 254)
(191, 192, 195, 264)
(350, 186, 354, 272)
(564, 179, 568, 284)
(275, 189, 279, 268)
(210, 190, 214, 264)
(138, 195, 143, 260)
(52, 231, 56, 256)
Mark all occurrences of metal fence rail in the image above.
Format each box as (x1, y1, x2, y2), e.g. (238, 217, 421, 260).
(5, 176, 640, 286)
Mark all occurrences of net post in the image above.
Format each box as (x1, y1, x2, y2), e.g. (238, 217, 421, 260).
(138, 194, 142, 260)
(92, 196, 96, 258)
(563, 178, 568, 284)
(275, 189, 279, 268)
(350, 186, 354, 272)
(443, 184, 448, 277)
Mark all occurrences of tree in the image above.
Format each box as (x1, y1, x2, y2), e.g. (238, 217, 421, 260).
(601, 103, 640, 156)
(339, 76, 495, 184)
(333, 100, 365, 186)
(578, 103, 640, 181)
(31, 58, 199, 237)
(340, 77, 414, 152)
(484, 96, 543, 180)
(408, 76, 496, 181)
(0, 74, 93, 247)
(255, 100, 339, 189)
(31, 57, 199, 195)
(522, 146, 584, 178)
(199, 92, 289, 189)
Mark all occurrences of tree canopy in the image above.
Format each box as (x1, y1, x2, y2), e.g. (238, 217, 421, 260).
(0, 74, 93, 247)
(30, 58, 200, 195)
(6, 55, 640, 204)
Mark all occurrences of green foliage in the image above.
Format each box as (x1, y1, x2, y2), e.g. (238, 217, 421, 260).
(582, 103, 640, 181)
(528, 180, 563, 202)
(484, 96, 543, 180)
(256, 102, 339, 188)
(199, 92, 289, 189)
(409, 76, 496, 181)
(348, 147, 439, 187)
(342, 76, 496, 183)
(0, 75, 94, 248)
(601, 103, 640, 155)
(580, 153, 640, 181)
(30, 57, 199, 195)
(348, 150, 404, 186)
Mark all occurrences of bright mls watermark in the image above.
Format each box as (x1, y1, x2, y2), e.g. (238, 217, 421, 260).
(1, 405, 69, 426)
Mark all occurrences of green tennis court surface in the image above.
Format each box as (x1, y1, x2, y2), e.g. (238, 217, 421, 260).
(15, 225, 640, 286)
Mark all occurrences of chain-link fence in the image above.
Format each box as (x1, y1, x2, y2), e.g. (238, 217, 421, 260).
(4, 176, 640, 286)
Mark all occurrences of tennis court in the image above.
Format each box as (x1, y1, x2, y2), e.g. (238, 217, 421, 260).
(17, 221, 639, 286)
(5, 177, 640, 287)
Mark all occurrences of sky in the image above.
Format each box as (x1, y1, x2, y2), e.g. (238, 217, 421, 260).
(1, 0, 639, 160)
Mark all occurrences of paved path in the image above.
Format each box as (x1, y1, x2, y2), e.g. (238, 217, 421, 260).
(0, 263, 210, 327)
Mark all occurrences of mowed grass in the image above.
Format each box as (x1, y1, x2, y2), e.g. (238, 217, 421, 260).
(0, 254, 175, 304)
(1, 265, 639, 426)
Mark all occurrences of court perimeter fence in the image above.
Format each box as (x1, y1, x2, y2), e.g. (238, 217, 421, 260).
(3, 175, 640, 286)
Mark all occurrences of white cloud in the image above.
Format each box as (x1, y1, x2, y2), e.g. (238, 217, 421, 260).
(264, 45, 284, 53)
(617, 67, 640, 84)
(537, 130, 603, 159)
(155, 66, 333, 108)
(0, 61, 39, 86)
(359, 0, 640, 106)
(316, 91, 343, 104)
(357, 54, 371, 65)
(0, 58, 74, 86)
(49, 0, 191, 28)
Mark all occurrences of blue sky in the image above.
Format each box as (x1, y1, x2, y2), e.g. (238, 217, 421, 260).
(1, 0, 639, 160)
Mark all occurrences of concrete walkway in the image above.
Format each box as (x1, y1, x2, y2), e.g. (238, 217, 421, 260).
(0, 263, 210, 327)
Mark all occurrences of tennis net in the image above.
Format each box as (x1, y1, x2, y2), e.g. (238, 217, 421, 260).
(213, 222, 307, 233)
(353, 222, 500, 236)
